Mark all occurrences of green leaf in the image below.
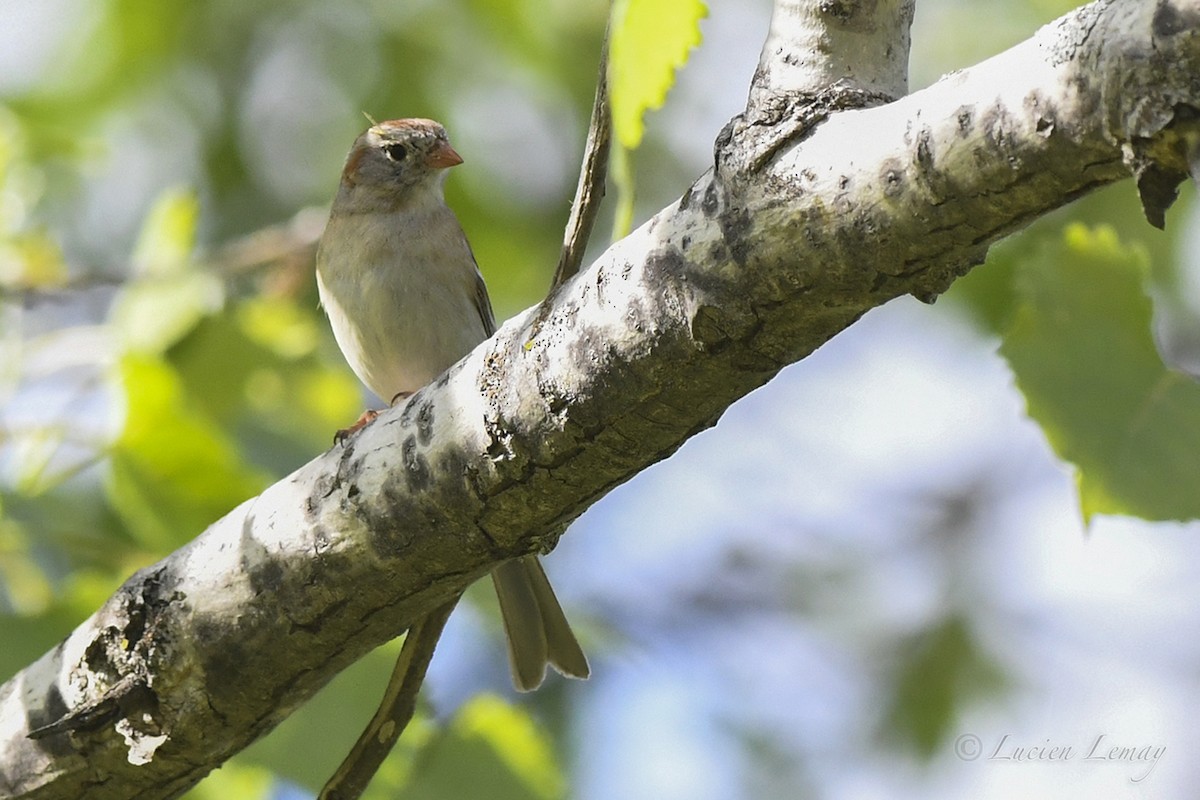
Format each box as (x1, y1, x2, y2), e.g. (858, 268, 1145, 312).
(111, 188, 223, 354)
(0, 607, 82, 684)
(132, 186, 200, 278)
(240, 640, 427, 795)
(106, 353, 269, 550)
(610, 142, 635, 240)
(0, 505, 52, 614)
(885, 617, 1006, 758)
(607, 0, 707, 238)
(943, 235, 1022, 335)
(401, 695, 566, 800)
(1001, 224, 1200, 521)
(179, 760, 274, 800)
(608, 0, 707, 150)
(0, 232, 68, 291)
(167, 301, 362, 465)
(111, 269, 223, 355)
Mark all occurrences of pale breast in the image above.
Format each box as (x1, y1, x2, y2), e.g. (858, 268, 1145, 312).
(316, 201, 491, 402)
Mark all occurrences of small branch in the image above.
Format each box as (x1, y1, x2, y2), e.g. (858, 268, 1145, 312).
(208, 206, 327, 276)
(0, 206, 327, 305)
(728, 0, 915, 180)
(27, 672, 151, 740)
(551, 26, 612, 291)
(318, 595, 460, 800)
(748, 0, 914, 110)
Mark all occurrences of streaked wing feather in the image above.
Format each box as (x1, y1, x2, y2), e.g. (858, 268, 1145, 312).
(466, 245, 497, 337)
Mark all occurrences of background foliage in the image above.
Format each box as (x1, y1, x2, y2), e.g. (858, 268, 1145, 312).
(2, 0, 1199, 798)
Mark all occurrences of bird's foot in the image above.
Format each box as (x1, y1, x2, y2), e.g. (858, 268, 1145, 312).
(334, 409, 380, 444)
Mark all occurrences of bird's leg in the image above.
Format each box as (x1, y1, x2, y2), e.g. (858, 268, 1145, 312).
(333, 392, 413, 445)
(334, 409, 380, 444)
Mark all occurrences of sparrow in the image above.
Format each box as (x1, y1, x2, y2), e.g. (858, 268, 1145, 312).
(316, 118, 589, 691)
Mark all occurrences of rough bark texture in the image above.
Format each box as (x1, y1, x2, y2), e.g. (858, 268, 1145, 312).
(2, 0, 1198, 797)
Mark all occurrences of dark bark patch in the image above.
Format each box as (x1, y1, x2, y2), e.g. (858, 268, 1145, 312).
(1152, 0, 1192, 36)
(241, 513, 283, 596)
(1024, 89, 1056, 138)
(956, 105, 974, 136)
(644, 247, 689, 286)
(244, 550, 283, 596)
(702, 182, 720, 217)
(691, 304, 732, 347)
(25, 683, 73, 755)
(401, 434, 432, 493)
(880, 159, 905, 196)
(720, 206, 754, 266)
(195, 616, 254, 706)
(915, 127, 934, 172)
(401, 396, 436, 447)
(678, 182, 696, 211)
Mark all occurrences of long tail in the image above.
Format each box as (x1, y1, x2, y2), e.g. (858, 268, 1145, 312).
(491, 556, 590, 691)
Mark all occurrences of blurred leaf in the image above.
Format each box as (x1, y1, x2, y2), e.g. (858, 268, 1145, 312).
(111, 189, 223, 354)
(0, 507, 51, 614)
(167, 301, 362, 464)
(239, 639, 428, 794)
(1001, 224, 1200, 521)
(238, 295, 320, 359)
(169, 314, 272, 427)
(608, 0, 706, 150)
(943, 236, 1023, 335)
(0, 107, 66, 292)
(8, 425, 64, 496)
(0, 233, 67, 291)
(107, 353, 269, 550)
(0, 608, 83, 684)
(132, 187, 199, 277)
(947, 181, 1185, 335)
(179, 759, 274, 800)
(110, 268, 222, 355)
(1, 485, 143, 578)
(610, 141, 635, 240)
(401, 695, 566, 800)
(59, 567, 136, 619)
(885, 617, 1006, 758)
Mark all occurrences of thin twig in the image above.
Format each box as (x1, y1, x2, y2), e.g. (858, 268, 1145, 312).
(550, 25, 612, 291)
(318, 595, 460, 800)
(209, 206, 327, 276)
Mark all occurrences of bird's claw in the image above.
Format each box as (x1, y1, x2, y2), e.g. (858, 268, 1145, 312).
(334, 409, 380, 444)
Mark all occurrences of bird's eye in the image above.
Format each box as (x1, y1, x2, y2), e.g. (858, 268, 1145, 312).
(383, 143, 408, 162)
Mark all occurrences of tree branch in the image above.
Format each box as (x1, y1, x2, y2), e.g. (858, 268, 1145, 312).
(1, 0, 1196, 797)
(749, 0, 913, 103)
(551, 23, 612, 291)
(317, 595, 459, 800)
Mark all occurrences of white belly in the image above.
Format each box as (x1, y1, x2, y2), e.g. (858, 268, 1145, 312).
(316, 203, 489, 402)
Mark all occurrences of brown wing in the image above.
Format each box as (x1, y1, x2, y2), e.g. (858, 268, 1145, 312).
(468, 246, 497, 338)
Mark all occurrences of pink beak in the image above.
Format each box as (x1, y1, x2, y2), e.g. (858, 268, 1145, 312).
(425, 142, 464, 169)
